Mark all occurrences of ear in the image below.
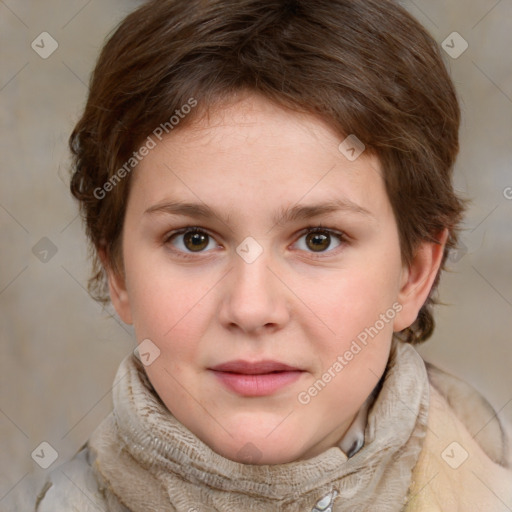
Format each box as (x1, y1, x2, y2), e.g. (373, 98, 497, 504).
(393, 228, 449, 332)
(98, 247, 133, 325)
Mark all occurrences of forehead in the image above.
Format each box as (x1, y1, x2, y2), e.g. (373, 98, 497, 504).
(164, 93, 356, 160)
(129, 94, 390, 223)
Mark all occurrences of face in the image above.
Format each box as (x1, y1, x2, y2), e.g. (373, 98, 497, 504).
(107, 92, 445, 464)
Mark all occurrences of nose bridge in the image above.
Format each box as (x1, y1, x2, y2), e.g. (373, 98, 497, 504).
(235, 246, 272, 294)
(220, 241, 288, 332)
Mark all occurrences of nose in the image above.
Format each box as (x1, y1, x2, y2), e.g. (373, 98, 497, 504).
(218, 247, 290, 335)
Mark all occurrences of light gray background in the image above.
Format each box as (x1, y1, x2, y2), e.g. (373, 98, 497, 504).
(1, 0, 511, 504)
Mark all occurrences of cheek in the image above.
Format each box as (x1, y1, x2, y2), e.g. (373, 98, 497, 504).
(311, 258, 401, 345)
(124, 248, 213, 351)
(304, 269, 399, 412)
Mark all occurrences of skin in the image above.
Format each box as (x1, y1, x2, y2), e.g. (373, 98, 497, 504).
(105, 91, 447, 465)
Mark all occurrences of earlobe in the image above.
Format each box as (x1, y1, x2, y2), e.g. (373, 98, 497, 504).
(98, 247, 133, 325)
(107, 270, 133, 325)
(393, 229, 449, 332)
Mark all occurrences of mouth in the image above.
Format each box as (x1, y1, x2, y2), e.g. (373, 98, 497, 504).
(208, 360, 305, 396)
(209, 359, 303, 374)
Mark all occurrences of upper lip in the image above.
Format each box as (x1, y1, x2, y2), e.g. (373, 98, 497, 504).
(209, 360, 303, 374)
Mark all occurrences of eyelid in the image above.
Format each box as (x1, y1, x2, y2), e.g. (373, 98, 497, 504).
(163, 226, 213, 244)
(297, 224, 347, 239)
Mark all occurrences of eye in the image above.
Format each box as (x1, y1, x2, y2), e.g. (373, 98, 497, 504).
(164, 227, 219, 256)
(163, 225, 348, 260)
(294, 226, 346, 255)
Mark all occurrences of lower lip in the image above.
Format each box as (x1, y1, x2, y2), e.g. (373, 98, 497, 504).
(211, 370, 304, 396)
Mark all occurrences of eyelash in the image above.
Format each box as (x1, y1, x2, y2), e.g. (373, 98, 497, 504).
(163, 224, 349, 260)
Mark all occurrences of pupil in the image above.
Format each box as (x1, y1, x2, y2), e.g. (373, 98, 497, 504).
(307, 231, 329, 252)
(185, 231, 208, 251)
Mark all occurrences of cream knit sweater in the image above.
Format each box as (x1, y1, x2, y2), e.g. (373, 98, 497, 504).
(25, 341, 512, 511)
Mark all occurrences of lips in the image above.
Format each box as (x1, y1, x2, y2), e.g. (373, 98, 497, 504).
(209, 360, 305, 396)
(209, 360, 302, 374)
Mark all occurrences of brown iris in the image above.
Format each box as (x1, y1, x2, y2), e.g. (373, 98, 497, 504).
(183, 230, 209, 252)
(305, 230, 331, 252)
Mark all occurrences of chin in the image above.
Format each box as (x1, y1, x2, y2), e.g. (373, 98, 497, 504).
(206, 431, 302, 465)
(192, 411, 316, 465)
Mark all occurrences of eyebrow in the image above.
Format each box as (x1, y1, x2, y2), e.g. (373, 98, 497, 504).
(144, 198, 374, 226)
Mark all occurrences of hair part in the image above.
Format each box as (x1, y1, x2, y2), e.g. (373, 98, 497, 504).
(70, 0, 467, 344)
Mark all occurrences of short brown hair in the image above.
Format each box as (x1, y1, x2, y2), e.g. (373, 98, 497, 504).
(69, 0, 466, 344)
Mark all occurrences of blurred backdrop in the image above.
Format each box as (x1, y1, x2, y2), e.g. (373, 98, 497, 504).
(1, 0, 511, 503)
